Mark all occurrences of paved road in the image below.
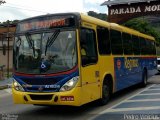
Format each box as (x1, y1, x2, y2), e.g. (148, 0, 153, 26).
(0, 73, 160, 120)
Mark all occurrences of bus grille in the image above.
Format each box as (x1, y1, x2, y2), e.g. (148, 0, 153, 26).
(22, 78, 61, 85)
(29, 94, 53, 101)
(27, 87, 57, 92)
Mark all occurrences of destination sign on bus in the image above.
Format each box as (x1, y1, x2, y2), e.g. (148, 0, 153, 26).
(17, 16, 75, 32)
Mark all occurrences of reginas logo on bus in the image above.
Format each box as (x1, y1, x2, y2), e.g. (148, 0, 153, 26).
(124, 58, 139, 70)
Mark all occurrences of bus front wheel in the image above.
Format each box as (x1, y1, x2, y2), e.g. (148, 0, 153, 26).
(99, 81, 111, 105)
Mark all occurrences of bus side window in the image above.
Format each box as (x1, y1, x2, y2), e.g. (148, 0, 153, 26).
(140, 37, 147, 55)
(156, 43, 160, 56)
(97, 26, 111, 55)
(110, 29, 123, 55)
(152, 42, 156, 55)
(122, 32, 133, 55)
(149, 41, 156, 55)
(132, 35, 140, 55)
(80, 28, 98, 66)
(146, 40, 152, 55)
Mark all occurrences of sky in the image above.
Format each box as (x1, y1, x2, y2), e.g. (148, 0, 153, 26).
(0, 0, 108, 22)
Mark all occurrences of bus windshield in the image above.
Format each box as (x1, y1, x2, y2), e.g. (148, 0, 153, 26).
(13, 30, 77, 74)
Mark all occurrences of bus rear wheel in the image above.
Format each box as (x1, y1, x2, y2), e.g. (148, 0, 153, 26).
(99, 81, 111, 105)
(140, 70, 148, 87)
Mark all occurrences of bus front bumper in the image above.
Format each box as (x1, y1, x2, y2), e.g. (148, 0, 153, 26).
(12, 86, 82, 106)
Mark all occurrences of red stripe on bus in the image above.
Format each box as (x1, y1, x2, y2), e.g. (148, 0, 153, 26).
(14, 65, 78, 77)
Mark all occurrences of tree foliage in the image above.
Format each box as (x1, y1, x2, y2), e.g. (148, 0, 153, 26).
(87, 11, 107, 21)
(0, 20, 19, 26)
(123, 18, 160, 43)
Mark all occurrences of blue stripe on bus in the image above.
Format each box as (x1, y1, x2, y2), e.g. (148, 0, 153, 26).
(13, 69, 79, 92)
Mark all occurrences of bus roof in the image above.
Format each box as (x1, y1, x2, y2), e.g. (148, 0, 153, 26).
(80, 13, 155, 41)
(80, 13, 110, 28)
(111, 23, 155, 41)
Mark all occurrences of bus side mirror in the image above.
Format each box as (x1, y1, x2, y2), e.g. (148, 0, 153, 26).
(3, 44, 6, 55)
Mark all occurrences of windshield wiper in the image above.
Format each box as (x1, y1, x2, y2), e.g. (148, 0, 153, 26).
(45, 30, 60, 55)
(25, 32, 36, 57)
(15, 36, 22, 69)
(16, 36, 22, 47)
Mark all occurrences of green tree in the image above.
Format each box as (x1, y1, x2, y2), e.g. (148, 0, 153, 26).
(87, 11, 107, 21)
(0, 20, 19, 26)
(123, 18, 160, 43)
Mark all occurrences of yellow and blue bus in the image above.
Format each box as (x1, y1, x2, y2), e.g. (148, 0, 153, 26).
(12, 13, 157, 106)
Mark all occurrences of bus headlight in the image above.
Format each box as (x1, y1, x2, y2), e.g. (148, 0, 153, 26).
(59, 76, 79, 92)
(13, 79, 24, 92)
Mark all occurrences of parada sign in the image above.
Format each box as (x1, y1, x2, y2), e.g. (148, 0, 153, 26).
(106, 0, 160, 23)
(110, 4, 160, 15)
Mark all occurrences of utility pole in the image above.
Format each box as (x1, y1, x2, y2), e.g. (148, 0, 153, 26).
(6, 21, 10, 78)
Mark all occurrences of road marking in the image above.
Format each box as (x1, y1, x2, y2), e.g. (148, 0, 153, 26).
(152, 85, 160, 87)
(139, 93, 160, 96)
(146, 88, 160, 90)
(100, 84, 155, 114)
(125, 99, 160, 102)
(100, 106, 160, 113)
(89, 84, 159, 120)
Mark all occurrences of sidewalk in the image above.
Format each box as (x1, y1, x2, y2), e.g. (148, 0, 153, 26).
(0, 78, 13, 90)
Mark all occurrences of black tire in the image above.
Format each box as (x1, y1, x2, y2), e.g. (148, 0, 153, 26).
(140, 70, 148, 87)
(98, 81, 111, 105)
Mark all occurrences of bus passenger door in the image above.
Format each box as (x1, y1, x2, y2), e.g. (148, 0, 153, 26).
(80, 27, 100, 104)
